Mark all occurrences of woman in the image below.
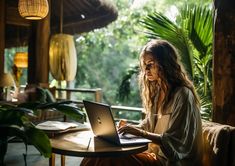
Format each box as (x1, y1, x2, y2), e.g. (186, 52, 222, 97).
(81, 39, 203, 166)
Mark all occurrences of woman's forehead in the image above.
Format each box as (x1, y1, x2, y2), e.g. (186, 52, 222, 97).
(142, 53, 155, 62)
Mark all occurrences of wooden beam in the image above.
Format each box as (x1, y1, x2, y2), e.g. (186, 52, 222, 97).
(0, 0, 5, 74)
(6, 7, 30, 26)
(213, 0, 235, 126)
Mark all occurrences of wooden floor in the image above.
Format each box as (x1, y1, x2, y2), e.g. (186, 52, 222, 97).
(4, 142, 83, 166)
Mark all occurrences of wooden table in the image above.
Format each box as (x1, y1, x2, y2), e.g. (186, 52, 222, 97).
(49, 130, 148, 166)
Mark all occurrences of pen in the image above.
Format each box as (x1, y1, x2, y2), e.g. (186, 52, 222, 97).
(86, 137, 91, 150)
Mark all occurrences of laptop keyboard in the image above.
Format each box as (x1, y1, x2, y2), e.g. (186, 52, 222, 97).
(119, 133, 140, 139)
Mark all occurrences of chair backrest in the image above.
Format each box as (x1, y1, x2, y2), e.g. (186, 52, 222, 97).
(202, 120, 235, 166)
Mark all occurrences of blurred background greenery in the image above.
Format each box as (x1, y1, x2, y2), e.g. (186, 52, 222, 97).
(4, 0, 213, 120)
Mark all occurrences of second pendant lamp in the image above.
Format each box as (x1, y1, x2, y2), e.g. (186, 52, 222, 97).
(49, 0, 77, 81)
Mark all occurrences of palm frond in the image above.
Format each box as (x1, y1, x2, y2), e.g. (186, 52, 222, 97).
(141, 12, 194, 78)
(181, 4, 213, 57)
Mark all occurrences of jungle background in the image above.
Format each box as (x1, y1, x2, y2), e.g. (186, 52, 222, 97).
(4, 0, 213, 120)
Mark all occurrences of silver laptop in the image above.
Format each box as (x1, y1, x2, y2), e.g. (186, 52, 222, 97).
(83, 100, 151, 145)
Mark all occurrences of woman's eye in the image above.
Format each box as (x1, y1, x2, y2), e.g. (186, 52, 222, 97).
(145, 63, 154, 70)
(146, 64, 152, 68)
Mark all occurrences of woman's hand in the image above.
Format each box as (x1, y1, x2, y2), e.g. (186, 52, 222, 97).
(118, 123, 144, 137)
(117, 119, 127, 128)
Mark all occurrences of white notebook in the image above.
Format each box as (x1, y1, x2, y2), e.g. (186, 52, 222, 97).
(36, 121, 90, 131)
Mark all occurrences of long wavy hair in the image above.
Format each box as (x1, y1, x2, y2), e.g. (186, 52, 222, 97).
(139, 39, 200, 113)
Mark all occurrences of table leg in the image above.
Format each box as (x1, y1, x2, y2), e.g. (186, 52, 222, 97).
(61, 155, 65, 166)
(49, 153, 55, 166)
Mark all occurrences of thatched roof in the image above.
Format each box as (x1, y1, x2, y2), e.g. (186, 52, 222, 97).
(5, 0, 118, 48)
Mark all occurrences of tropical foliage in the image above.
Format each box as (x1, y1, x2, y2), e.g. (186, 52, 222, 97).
(4, 0, 213, 120)
(119, 4, 213, 120)
(0, 100, 84, 165)
(73, 1, 154, 107)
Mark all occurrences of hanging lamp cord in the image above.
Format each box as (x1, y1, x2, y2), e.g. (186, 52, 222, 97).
(60, 0, 63, 33)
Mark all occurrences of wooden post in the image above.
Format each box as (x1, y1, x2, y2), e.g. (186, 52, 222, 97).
(49, 153, 55, 166)
(0, 0, 5, 75)
(61, 155, 65, 166)
(95, 88, 102, 102)
(28, 0, 50, 85)
(28, 21, 37, 84)
(213, 0, 235, 126)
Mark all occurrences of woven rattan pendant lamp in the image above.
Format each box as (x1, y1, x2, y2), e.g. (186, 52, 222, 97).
(18, 0, 49, 20)
(49, 0, 77, 81)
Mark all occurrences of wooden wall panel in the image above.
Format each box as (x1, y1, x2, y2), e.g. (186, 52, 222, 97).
(213, 0, 235, 126)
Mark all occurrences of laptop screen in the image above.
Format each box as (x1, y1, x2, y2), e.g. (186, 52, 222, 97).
(83, 100, 151, 146)
(83, 100, 121, 145)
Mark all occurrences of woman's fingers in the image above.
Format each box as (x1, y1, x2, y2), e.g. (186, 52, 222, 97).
(118, 124, 130, 133)
(118, 124, 141, 136)
(117, 119, 127, 128)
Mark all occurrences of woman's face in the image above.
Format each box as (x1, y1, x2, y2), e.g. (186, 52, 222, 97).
(142, 53, 160, 82)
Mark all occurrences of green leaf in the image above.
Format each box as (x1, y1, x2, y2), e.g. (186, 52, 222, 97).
(36, 100, 73, 109)
(17, 102, 41, 110)
(0, 125, 27, 142)
(54, 104, 84, 120)
(25, 127, 51, 158)
(0, 125, 29, 164)
(0, 109, 30, 125)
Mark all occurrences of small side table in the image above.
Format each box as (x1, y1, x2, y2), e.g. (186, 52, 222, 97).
(50, 130, 148, 166)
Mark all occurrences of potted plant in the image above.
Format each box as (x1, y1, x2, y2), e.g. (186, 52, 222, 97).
(0, 100, 84, 166)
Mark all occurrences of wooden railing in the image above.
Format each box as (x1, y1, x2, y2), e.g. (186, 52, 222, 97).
(55, 87, 144, 123)
(55, 88, 102, 102)
(111, 105, 144, 124)
(20, 86, 144, 122)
